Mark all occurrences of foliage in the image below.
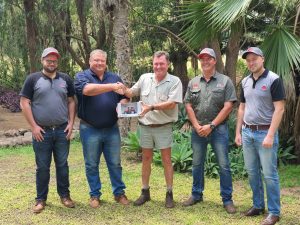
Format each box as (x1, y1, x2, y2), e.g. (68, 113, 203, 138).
(173, 103, 190, 131)
(0, 87, 21, 112)
(122, 130, 141, 158)
(229, 146, 247, 178)
(153, 130, 193, 172)
(278, 137, 297, 166)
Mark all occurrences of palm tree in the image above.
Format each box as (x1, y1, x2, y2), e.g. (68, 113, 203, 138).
(181, 0, 300, 163)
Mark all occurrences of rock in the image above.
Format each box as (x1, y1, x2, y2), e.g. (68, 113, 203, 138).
(18, 128, 29, 135)
(4, 129, 18, 137)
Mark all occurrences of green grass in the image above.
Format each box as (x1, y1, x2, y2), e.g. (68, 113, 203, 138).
(0, 142, 299, 225)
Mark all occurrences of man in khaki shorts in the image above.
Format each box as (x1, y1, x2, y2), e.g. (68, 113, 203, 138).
(124, 51, 182, 208)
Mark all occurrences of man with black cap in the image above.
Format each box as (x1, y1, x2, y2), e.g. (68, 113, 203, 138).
(183, 48, 237, 213)
(20, 47, 76, 213)
(235, 47, 285, 225)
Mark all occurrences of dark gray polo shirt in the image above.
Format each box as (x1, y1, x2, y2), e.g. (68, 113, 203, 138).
(240, 69, 285, 125)
(20, 71, 75, 126)
(184, 71, 237, 125)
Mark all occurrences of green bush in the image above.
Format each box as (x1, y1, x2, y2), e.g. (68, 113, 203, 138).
(153, 130, 193, 172)
(122, 130, 141, 158)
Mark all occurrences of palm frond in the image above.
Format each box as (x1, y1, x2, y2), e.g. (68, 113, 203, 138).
(261, 26, 300, 81)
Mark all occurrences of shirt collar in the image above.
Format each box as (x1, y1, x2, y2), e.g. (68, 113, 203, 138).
(250, 69, 269, 80)
(89, 69, 108, 81)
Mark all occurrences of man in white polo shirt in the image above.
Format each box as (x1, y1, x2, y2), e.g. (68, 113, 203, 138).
(235, 47, 285, 225)
(124, 51, 182, 208)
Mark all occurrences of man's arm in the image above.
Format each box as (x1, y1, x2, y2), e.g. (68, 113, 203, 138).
(199, 101, 233, 137)
(185, 103, 202, 135)
(139, 101, 177, 117)
(20, 96, 45, 142)
(83, 82, 125, 96)
(235, 102, 245, 146)
(65, 96, 76, 140)
(262, 100, 285, 148)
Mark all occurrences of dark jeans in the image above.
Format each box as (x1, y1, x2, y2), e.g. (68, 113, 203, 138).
(32, 124, 70, 201)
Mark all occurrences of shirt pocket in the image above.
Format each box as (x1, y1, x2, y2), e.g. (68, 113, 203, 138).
(141, 87, 151, 102)
(211, 88, 224, 105)
(190, 88, 201, 105)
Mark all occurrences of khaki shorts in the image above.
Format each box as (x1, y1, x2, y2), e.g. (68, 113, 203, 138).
(139, 123, 173, 149)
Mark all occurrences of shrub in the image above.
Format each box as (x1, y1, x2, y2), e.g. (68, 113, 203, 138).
(122, 130, 141, 159)
(0, 87, 21, 112)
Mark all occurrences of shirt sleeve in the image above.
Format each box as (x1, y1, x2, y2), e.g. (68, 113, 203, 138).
(74, 71, 90, 96)
(240, 83, 246, 103)
(65, 75, 75, 97)
(130, 76, 142, 97)
(168, 78, 183, 103)
(19, 74, 35, 100)
(271, 78, 286, 101)
(183, 81, 192, 104)
(224, 78, 237, 102)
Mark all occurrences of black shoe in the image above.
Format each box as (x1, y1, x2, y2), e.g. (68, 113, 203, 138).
(182, 196, 203, 207)
(165, 191, 174, 208)
(243, 207, 265, 216)
(133, 188, 150, 206)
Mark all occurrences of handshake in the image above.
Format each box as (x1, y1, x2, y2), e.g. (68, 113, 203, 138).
(113, 82, 129, 95)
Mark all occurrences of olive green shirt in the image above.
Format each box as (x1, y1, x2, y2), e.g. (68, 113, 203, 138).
(131, 73, 183, 125)
(184, 71, 236, 125)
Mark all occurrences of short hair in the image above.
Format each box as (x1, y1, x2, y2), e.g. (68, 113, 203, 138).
(90, 49, 107, 59)
(153, 51, 170, 62)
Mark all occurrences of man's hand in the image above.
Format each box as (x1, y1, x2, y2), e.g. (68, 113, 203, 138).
(262, 135, 274, 148)
(32, 125, 45, 142)
(235, 133, 242, 146)
(113, 82, 126, 95)
(199, 124, 212, 137)
(139, 102, 152, 117)
(64, 123, 73, 140)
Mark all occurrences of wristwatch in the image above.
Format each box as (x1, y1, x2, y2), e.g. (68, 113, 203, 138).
(209, 122, 216, 130)
(150, 105, 155, 111)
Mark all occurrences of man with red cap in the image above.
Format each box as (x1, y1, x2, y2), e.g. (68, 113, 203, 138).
(183, 48, 237, 213)
(20, 47, 76, 213)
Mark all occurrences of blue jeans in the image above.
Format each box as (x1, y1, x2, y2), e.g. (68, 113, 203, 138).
(242, 127, 280, 216)
(32, 124, 70, 201)
(80, 122, 126, 198)
(191, 123, 233, 205)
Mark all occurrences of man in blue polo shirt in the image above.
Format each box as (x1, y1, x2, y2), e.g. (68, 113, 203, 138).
(235, 47, 285, 225)
(74, 49, 129, 208)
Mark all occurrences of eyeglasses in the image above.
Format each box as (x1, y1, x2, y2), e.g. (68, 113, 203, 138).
(45, 60, 58, 64)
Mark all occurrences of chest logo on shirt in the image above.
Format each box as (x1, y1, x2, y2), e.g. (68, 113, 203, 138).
(192, 83, 199, 89)
(261, 85, 267, 91)
(216, 83, 224, 88)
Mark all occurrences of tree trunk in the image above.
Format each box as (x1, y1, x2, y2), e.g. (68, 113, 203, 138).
(112, 0, 132, 137)
(209, 39, 224, 74)
(225, 24, 243, 86)
(170, 50, 189, 95)
(23, 0, 39, 73)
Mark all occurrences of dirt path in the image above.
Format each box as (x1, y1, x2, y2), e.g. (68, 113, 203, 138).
(0, 106, 30, 131)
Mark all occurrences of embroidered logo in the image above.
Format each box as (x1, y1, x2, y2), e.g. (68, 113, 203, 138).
(261, 85, 267, 91)
(216, 83, 224, 88)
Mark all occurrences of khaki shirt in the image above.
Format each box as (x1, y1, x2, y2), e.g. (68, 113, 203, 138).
(184, 71, 236, 125)
(131, 73, 183, 125)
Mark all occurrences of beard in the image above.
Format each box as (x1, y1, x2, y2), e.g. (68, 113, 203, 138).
(43, 66, 57, 73)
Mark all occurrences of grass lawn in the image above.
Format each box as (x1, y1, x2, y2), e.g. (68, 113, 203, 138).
(0, 142, 299, 225)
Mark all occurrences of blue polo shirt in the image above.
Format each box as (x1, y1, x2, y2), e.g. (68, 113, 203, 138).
(74, 69, 127, 128)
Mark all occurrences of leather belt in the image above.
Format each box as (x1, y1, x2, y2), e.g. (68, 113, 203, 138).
(139, 122, 173, 128)
(40, 122, 68, 130)
(243, 123, 270, 131)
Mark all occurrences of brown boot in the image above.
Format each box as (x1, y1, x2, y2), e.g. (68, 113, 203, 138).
(165, 191, 175, 208)
(115, 194, 130, 205)
(89, 197, 100, 208)
(61, 196, 75, 208)
(32, 200, 46, 214)
(133, 188, 150, 206)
